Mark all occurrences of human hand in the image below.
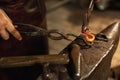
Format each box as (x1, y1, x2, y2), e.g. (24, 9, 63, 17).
(0, 9, 22, 40)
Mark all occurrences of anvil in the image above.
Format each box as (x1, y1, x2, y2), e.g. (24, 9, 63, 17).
(58, 22, 120, 80)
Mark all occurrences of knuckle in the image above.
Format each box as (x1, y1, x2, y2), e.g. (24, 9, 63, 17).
(10, 28, 17, 34)
(0, 19, 8, 27)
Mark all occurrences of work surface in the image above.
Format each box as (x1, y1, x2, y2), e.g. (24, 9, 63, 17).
(46, 1, 120, 68)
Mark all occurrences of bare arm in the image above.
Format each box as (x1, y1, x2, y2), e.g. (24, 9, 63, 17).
(0, 9, 22, 40)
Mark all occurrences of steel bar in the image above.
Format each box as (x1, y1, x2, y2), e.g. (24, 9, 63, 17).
(0, 54, 69, 68)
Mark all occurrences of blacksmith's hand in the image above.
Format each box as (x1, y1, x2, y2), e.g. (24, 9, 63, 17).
(0, 9, 22, 40)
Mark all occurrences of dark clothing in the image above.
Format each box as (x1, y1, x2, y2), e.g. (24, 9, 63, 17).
(0, 0, 48, 58)
(0, 0, 46, 27)
(0, 0, 48, 80)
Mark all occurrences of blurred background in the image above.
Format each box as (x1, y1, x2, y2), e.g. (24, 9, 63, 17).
(45, 0, 120, 79)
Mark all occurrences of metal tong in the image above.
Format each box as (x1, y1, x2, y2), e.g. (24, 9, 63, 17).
(81, 0, 96, 42)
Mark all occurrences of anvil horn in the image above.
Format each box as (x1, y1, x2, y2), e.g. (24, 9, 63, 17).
(101, 22, 120, 40)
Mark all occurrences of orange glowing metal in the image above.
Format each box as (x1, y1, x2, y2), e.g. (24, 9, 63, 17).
(83, 31, 95, 42)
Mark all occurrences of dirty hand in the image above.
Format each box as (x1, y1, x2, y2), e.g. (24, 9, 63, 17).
(0, 9, 22, 40)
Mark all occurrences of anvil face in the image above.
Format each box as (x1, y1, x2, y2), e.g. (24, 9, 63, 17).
(59, 22, 120, 80)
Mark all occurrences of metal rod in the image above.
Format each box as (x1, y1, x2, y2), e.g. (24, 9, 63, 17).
(0, 54, 69, 68)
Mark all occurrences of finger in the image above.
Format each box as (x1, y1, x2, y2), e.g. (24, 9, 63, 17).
(0, 9, 12, 23)
(6, 23, 22, 40)
(0, 29, 9, 40)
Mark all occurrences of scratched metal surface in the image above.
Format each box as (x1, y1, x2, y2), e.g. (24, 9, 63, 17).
(58, 37, 116, 79)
